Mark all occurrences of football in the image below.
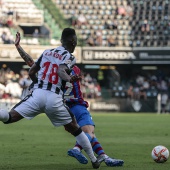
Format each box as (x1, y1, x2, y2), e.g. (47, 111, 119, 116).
(151, 145, 169, 163)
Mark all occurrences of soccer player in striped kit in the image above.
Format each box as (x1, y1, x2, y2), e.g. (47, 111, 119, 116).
(0, 28, 100, 169)
(13, 31, 124, 167)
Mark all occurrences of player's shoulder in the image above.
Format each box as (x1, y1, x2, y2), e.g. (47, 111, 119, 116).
(42, 48, 54, 54)
(56, 46, 74, 58)
(54, 46, 69, 55)
(72, 65, 80, 73)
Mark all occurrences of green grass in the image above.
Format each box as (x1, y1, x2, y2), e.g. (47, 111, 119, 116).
(0, 113, 170, 170)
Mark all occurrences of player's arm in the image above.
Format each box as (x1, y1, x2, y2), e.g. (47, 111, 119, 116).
(58, 64, 81, 83)
(15, 32, 34, 67)
(29, 63, 40, 83)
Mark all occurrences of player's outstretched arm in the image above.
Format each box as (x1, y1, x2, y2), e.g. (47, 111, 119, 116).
(14, 32, 34, 67)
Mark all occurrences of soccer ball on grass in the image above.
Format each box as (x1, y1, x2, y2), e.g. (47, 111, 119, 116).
(151, 145, 169, 163)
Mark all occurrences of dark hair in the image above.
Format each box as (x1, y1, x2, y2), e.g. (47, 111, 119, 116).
(61, 28, 76, 41)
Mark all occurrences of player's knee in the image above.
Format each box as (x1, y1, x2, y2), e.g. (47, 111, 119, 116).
(86, 132, 95, 141)
(90, 133, 95, 139)
(72, 127, 82, 137)
(64, 121, 80, 135)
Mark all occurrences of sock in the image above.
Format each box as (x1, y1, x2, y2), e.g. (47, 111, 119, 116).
(85, 133, 93, 142)
(75, 130, 97, 162)
(73, 133, 92, 152)
(91, 137, 105, 156)
(0, 109, 9, 122)
(73, 142, 82, 152)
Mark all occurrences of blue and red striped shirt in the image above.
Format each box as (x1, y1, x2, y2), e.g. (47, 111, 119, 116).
(64, 65, 89, 108)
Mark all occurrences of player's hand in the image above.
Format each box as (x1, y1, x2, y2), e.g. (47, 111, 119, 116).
(15, 32, 20, 47)
(70, 74, 82, 83)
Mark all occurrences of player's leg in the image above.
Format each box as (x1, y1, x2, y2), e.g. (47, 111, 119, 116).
(0, 94, 34, 123)
(70, 125, 106, 163)
(0, 109, 24, 123)
(71, 124, 124, 167)
(67, 105, 95, 163)
(68, 105, 124, 167)
(67, 125, 94, 164)
(64, 117, 100, 169)
(45, 94, 100, 169)
(0, 91, 42, 124)
(92, 135, 124, 166)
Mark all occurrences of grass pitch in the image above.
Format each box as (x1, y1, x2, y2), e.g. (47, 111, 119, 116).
(0, 113, 170, 170)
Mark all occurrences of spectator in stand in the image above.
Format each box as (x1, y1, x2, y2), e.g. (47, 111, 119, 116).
(95, 30, 102, 46)
(0, 0, 4, 9)
(125, 5, 133, 17)
(86, 33, 95, 46)
(88, 81, 95, 98)
(7, 8, 13, 16)
(5, 76, 21, 99)
(0, 82, 5, 98)
(141, 19, 150, 32)
(107, 35, 116, 47)
(161, 92, 169, 113)
(1, 31, 13, 44)
(136, 75, 144, 86)
(32, 28, 39, 38)
(0, 65, 11, 84)
(157, 79, 168, 92)
(70, 14, 78, 27)
(94, 82, 101, 98)
(84, 73, 93, 83)
(139, 78, 149, 100)
(133, 85, 140, 100)
(80, 83, 87, 99)
(127, 85, 134, 99)
(109, 20, 118, 30)
(117, 5, 126, 16)
(77, 13, 87, 28)
(104, 21, 110, 30)
(0, 19, 3, 27)
(19, 70, 32, 100)
(6, 15, 13, 27)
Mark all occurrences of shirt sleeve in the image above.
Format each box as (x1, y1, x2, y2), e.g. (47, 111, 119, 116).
(35, 50, 47, 67)
(61, 53, 76, 69)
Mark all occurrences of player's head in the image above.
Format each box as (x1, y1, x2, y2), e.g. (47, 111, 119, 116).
(61, 28, 77, 53)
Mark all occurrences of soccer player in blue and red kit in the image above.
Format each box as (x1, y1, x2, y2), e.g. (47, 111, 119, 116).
(65, 65, 124, 167)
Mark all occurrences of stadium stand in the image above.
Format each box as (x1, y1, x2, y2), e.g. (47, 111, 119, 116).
(4, 0, 44, 26)
(0, 0, 62, 45)
(1, 0, 169, 47)
(53, 0, 170, 47)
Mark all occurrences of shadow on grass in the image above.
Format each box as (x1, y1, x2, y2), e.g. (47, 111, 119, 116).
(1, 163, 94, 170)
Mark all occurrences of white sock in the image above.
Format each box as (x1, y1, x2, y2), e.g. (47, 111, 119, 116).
(73, 146, 81, 152)
(0, 109, 9, 122)
(104, 154, 109, 159)
(76, 131, 97, 162)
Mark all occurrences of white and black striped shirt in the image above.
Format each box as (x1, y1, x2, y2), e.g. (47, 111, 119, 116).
(33, 46, 76, 94)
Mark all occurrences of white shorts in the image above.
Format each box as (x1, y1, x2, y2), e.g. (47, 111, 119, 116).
(14, 89, 73, 127)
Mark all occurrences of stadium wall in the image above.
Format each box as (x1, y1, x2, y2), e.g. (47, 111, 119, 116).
(88, 98, 158, 113)
(1, 45, 170, 64)
(1, 45, 169, 113)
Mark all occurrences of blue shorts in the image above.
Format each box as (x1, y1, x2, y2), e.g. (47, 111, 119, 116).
(69, 105, 95, 127)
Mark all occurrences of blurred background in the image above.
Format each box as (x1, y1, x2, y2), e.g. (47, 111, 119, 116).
(0, 0, 170, 113)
